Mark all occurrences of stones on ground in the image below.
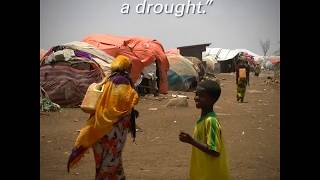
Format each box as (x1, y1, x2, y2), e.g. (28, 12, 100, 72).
(172, 94, 189, 99)
(248, 90, 263, 94)
(148, 108, 158, 111)
(166, 96, 188, 107)
(151, 137, 160, 142)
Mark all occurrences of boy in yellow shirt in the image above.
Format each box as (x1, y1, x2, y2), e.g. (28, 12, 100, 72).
(179, 80, 229, 180)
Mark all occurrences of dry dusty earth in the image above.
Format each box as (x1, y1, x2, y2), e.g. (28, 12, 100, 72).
(40, 72, 280, 180)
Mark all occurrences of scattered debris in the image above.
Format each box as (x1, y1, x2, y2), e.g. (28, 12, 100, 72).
(40, 86, 61, 112)
(140, 168, 151, 172)
(40, 97, 61, 112)
(151, 137, 160, 142)
(148, 108, 158, 111)
(166, 97, 188, 107)
(248, 90, 263, 94)
(257, 127, 264, 131)
(172, 94, 189, 99)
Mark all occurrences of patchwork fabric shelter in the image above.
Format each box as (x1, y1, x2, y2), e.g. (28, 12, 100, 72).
(40, 42, 114, 107)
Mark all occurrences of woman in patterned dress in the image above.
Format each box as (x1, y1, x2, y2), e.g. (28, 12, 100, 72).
(67, 55, 139, 180)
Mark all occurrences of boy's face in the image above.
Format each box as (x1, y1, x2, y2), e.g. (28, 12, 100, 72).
(194, 90, 214, 109)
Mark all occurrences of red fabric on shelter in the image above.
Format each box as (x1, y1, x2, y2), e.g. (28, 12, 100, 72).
(83, 34, 169, 94)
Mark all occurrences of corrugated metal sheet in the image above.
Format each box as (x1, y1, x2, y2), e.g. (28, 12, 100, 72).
(203, 48, 260, 61)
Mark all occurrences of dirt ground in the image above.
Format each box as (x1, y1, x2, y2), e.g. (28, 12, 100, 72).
(40, 72, 280, 180)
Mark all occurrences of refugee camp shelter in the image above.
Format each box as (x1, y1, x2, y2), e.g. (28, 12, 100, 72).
(40, 42, 114, 107)
(185, 56, 205, 80)
(204, 48, 260, 73)
(202, 55, 220, 75)
(166, 54, 199, 91)
(40, 49, 47, 60)
(177, 43, 211, 61)
(83, 34, 169, 94)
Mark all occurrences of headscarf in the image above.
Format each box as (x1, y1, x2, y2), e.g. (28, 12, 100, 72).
(67, 55, 139, 172)
(110, 55, 131, 72)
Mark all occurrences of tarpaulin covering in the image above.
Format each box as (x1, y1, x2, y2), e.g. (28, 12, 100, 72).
(82, 34, 169, 94)
(165, 48, 180, 55)
(203, 55, 219, 74)
(242, 52, 257, 66)
(40, 49, 47, 60)
(166, 54, 198, 91)
(40, 43, 108, 107)
(185, 56, 205, 80)
(40, 63, 104, 107)
(270, 56, 280, 64)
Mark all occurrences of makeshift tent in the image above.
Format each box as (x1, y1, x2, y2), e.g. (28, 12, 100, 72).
(185, 56, 205, 80)
(40, 42, 113, 107)
(203, 48, 260, 73)
(135, 62, 159, 96)
(203, 55, 220, 75)
(40, 49, 47, 60)
(83, 34, 169, 94)
(165, 48, 180, 55)
(166, 54, 199, 91)
(270, 56, 280, 64)
(242, 52, 256, 66)
(254, 56, 280, 70)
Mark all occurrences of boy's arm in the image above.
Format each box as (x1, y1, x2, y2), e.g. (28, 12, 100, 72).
(179, 131, 220, 157)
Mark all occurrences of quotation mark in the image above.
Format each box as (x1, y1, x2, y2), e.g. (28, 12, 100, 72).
(206, 0, 214, 6)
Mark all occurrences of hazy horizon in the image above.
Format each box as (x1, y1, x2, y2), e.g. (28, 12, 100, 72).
(40, 0, 280, 56)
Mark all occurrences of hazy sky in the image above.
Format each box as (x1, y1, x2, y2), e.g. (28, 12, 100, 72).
(40, 0, 280, 56)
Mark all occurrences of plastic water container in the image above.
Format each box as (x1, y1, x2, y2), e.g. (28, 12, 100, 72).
(80, 83, 104, 114)
(239, 68, 246, 79)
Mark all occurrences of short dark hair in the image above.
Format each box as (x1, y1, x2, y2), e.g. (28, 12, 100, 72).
(196, 80, 221, 101)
